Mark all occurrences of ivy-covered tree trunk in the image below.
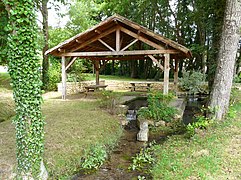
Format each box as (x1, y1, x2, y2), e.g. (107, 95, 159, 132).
(209, 0, 241, 120)
(4, 0, 47, 179)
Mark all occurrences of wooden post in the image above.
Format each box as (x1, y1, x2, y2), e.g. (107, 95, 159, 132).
(163, 54, 170, 95)
(61, 56, 66, 100)
(116, 28, 120, 51)
(174, 59, 179, 87)
(95, 60, 100, 85)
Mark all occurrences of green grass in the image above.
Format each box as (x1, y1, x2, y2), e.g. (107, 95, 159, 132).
(0, 73, 11, 90)
(83, 73, 147, 81)
(0, 73, 14, 123)
(151, 91, 241, 179)
(43, 100, 122, 178)
(0, 88, 123, 179)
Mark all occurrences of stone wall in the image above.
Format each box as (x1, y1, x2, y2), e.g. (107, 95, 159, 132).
(57, 80, 175, 94)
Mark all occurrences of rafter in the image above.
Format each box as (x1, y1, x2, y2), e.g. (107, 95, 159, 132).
(70, 27, 117, 52)
(120, 27, 165, 50)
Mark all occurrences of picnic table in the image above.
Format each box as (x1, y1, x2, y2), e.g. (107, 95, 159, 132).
(85, 85, 108, 92)
(129, 82, 152, 92)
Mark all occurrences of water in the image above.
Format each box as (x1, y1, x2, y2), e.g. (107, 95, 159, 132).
(183, 95, 208, 125)
(73, 95, 207, 179)
(124, 97, 147, 121)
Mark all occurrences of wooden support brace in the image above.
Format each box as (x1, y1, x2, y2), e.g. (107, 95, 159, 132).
(120, 39, 138, 51)
(148, 55, 164, 71)
(65, 57, 77, 71)
(98, 39, 115, 51)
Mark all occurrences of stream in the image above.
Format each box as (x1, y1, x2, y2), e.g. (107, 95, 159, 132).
(73, 95, 207, 180)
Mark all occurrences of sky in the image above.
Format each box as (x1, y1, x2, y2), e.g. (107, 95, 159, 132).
(37, 0, 70, 28)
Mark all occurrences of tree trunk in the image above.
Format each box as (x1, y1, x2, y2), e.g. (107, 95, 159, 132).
(209, 0, 241, 120)
(41, 0, 49, 89)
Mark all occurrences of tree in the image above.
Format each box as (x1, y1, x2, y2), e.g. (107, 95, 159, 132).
(36, 0, 49, 90)
(209, 0, 241, 120)
(0, 1, 8, 64)
(3, 0, 47, 178)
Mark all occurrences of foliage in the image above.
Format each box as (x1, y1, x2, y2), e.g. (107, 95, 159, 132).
(66, 0, 103, 35)
(186, 115, 213, 137)
(129, 141, 158, 172)
(233, 72, 241, 83)
(152, 91, 241, 179)
(48, 27, 73, 48)
(98, 91, 121, 114)
(4, 0, 44, 177)
(230, 88, 241, 106)
(179, 71, 207, 94)
(138, 91, 176, 123)
(0, 1, 8, 65)
(47, 61, 61, 91)
(81, 144, 107, 173)
(67, 59, 89, 82)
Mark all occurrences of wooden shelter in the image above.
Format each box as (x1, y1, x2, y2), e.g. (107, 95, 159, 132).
(45, 14, 192, 99)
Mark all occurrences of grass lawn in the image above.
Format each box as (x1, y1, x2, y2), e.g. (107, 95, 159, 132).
(0, 73, 123, 179)
(0, 97, 123, 179)
(83, 73, 150, 81)
(0, 72, 11, 91)
(151, 90, 241, 179)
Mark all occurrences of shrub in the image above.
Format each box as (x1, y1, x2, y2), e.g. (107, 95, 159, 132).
(129, 141, 158, 172)
(98, 91, 121, 114)
(67, 59, 88, 82)
(81, 144, 107, 173)
(179, 71, 207, 94)
(47, 63, 61, 91)
(138, 91, 176, 123)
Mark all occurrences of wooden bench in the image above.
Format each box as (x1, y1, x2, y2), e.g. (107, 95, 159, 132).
(85, 85, 108, 92)
(129, 82, 152, 92)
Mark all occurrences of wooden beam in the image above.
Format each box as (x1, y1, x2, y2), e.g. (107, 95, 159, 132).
(174, 59, 179, 87)
(65, 57, 77, 71)
(163, 54, 170, 95)
(118, 18, 190, 55)
(84, 56, 146, 61)
(120, 27, 165, 50)
(70, 27, 117, 52)
(61, 56, 66, 100)
(120, 39, 138, 51)
(62, 49, 179, 57)
(98, 39, 115, 51)
(116, 28, 120, 51)
(148, 55, 163, 71)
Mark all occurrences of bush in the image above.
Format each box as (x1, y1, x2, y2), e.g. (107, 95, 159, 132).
(129, 141, 158, 172)
(47, 63, 61, 91)
(179, 71, 207, 94)
(98, 91, 121, 114)
(138, 91, 176, 123)
(81, 144, 107, 173)
(67, 59, 88, 82)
